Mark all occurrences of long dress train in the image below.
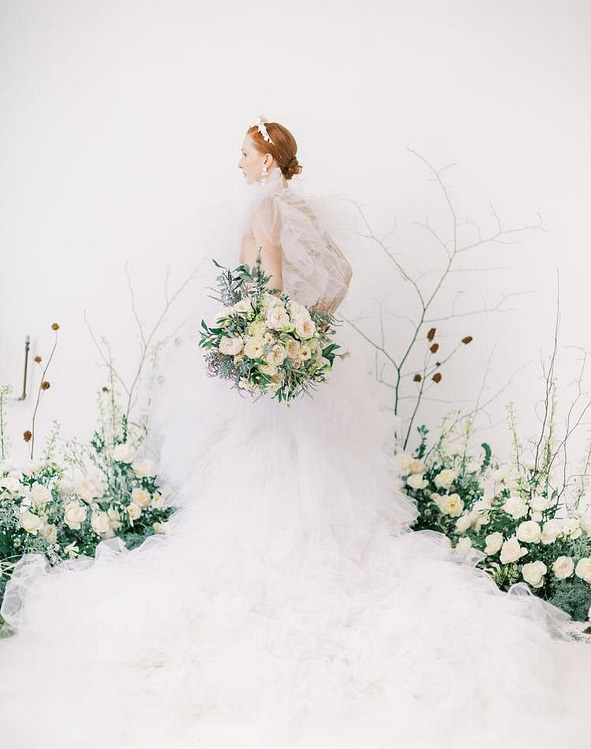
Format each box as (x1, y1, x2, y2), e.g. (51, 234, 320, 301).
(1, 167, 590, 749)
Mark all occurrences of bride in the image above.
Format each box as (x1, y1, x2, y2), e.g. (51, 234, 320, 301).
(1, 117, 591, 749)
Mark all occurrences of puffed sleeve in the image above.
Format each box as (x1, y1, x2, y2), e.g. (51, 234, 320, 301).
(250, 195, 282, 247)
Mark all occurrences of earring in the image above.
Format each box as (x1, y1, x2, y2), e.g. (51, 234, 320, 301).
(261, 165, 268, 179)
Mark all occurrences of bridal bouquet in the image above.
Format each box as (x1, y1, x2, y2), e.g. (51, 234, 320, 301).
(199, 258, 345, 402)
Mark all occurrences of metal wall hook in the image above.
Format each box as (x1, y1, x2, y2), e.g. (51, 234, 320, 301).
(16, 335, 30, 401)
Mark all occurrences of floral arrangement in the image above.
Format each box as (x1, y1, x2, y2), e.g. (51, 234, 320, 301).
(199, 258, 345, 402)
(397, 420, 591, 625)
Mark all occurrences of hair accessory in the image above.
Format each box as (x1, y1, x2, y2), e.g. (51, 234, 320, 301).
(254, 114, 275, 145)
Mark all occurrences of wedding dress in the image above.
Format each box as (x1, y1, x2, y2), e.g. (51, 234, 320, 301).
(1, 166, 591, 749)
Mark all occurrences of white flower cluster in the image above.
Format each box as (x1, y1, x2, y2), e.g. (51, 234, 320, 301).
(202, 266, 343, 402)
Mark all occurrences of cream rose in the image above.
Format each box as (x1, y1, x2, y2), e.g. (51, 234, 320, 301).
(284, 338, 301, 360)
(294, 317, 316, 340)
(19, 509, 43, 535)
(408, 459, 426, 475)
(516, 520, 542, 544)
(439, 493, 464, 517)
(40, 522, 58, 544)
(575, 557, 591, 583)
(299, 343, 312, 361)
(455, 513, 473, 534)
(455, 537, 473, 557)
(107, 506, 122, 531)
(562, 518, 582, 539)
(152, 522, 168, 534)
(522, 561, 547, 588)
(266, 344, 287, 367)
(530, 495, 551, 513)
(74, 479, 102, 502)
(150, 492, 166, 510)
(112, 443, 136, 463)
(484, 532, 504, 555)
(64, 501, 87, 530)
(91, 511, 112, 536)
(131, 487, 151, 509)
(126, 502, 142, 522)
(500, 537, 528, 564)
(406, 474, 428, 490)
(244, 337, 265, 359)
(541, 519, 563, 545)
(30, 483, 52, 508)
(132, 457, 158, 478)
(266, 306, 290, 330)
(232, 298, 252, 314)
(219, 336, 244, 356)
(0, 476, 23, 494)
(502, 495, 528, 520)
(553, 556, 575, 580)
(434, 469, 456, 489)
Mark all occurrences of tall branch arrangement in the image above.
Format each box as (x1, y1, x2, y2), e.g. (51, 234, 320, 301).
(344, 149, 545, 449)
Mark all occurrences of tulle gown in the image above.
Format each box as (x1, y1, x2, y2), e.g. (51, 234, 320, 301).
(1, 168, 591, 749)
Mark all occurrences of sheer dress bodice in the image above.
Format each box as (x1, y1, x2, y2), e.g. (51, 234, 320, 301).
(239, 167, 353, 315)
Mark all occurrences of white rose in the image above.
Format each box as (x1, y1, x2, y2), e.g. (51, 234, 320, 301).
(531, 512, 543, 523)
(294, 317, 316, 340)
(232, 298, 252, 314)
(64, 501, 87, 530)
(40, 522, 57, 544)
(562, 518, 582, 539)
(152, 522, 168, 534)
(439, 493, 464, 517)
(127, 502, 142, 522)
(455, 513, 473, 534)
(112, 443, 136, 463)
(266, 306, 291, 331)
(455, 537, 473, 557)
(259, 362, 278, 377)
(243, 337, 265, 359)
(299, 343, 312, 361)
(406, 474, 428, 490)
(575, 558, 591, 584)
(522, 561, 547, 589)
(150, 492, 166, 510)
(484, 532, 504, 555)
(552, 556, 575, 580)
(408, 459, 426, 475)
(541, 519, 563, 545)
(393, 453, 414, 475)
(132, 457, 158, 478)
(287, 300, 308, 319)
(0, 476, 23, 494)
(57, 478, 75, 495)
(500, 537, 528, 564)
(434, 469, 456, 489)
(266, 344, 287, 367)
(91, 511, 111, 536)
(19, 509, 43, 535)
(516, 521, 542, 544)
(530, 495, 550, 513)
(74, 479, 101, 502)
(284, 338, 301, 360)
(219, 336, 244, 356)
(131, 487, 151, 508)
(502, 495, 529, 520)
(30, 483, 52, 508)
(107, 506, 122, 531)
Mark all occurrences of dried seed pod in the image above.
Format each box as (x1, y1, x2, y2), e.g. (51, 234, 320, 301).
(432, 372, 442, 383)
(413, 373, 422, 382)
(462, 336, 473, 345)
(23, 430, 32, 442)
(51, 323, 60, 331)
(427, 327, 436, 341)
(34, 355, 42, 363)
(429, 343, 439, 354)
(41, 381, 51, 390)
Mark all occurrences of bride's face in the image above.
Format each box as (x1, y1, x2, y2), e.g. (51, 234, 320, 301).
(238, 135, 272, 184)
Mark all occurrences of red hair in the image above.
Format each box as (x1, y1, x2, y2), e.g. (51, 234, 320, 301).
(247, 121, 303, 180)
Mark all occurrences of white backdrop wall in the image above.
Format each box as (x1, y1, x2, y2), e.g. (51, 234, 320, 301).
(1, 0, 590, 466)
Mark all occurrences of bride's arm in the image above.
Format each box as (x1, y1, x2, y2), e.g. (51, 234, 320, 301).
(249, 213, 283, 292)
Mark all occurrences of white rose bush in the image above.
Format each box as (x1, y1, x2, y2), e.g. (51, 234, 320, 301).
(397, 424, 591, 623)
(199, 257, 346, 403)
